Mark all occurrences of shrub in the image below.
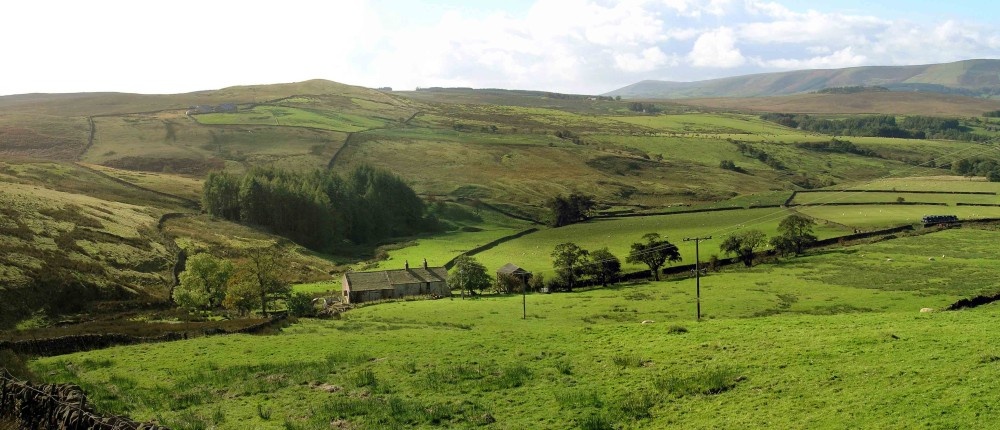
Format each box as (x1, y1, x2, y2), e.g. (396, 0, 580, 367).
(555, 360, 573, 375)
(617, 390, 656, 419)
(578, 413, 615, 430)
(286, 292, 315, 317)
(257, 404, 272, 420)
(655, 366, 740, 396)
(611, 353, 644, 368)
(353, 369, 377, 388)
(667, 325, 688, 334)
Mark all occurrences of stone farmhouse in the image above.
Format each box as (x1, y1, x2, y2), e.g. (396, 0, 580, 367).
(341, 260, 449, 304)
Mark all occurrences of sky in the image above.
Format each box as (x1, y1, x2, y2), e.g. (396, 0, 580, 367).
(2, 0, 999, 96)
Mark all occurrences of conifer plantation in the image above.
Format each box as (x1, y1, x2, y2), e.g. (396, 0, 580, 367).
(202, 165, 436, 251)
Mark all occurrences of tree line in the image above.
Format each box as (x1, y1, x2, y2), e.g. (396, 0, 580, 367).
(172, 247, 314, 317)
(202, 165, 437, 252)
(952, 157, 1000, 182)
(449, 215, 817, 297)
(760, 113, 986, 142)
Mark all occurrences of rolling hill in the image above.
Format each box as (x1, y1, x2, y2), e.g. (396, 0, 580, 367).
(606, 59, 1000, 99)
(2, 75, 1000, 329)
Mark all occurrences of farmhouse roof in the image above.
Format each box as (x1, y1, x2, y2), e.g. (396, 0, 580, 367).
(344, 267, 448, 292)
(497, 263, 530, 275)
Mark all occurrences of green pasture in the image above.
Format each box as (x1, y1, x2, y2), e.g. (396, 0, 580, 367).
(360, 124, 560, 147)
(798, 204, 1000, 228)
(291, 281, 341, 295)
(30, 227, 1000, 429)
(193, 105, 386, 133)
(471, 208, 849, 276)
(421, 104, 651, 134)
(610, 113, 800, 135)
(845, 176, 1000, 193)
(792, 191, 999, 206)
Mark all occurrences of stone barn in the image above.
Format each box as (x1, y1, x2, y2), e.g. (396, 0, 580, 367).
(497, 263, 532, 288)
(341, 260, 450, 304)
(497, 263, 531, 279)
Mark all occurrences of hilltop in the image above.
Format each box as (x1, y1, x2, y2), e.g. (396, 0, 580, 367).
(606, 59, 1000, 99)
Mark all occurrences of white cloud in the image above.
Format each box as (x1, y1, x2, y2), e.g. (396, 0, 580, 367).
(2, 0, 1000, 95)
(689, 27, 745, 68)
(614, 47, 678, 72)
(662, 0, 736, 18)
(759, 47, 868, 69)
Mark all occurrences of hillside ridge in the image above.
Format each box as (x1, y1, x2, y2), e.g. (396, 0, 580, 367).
(606, 59, 1000, 99)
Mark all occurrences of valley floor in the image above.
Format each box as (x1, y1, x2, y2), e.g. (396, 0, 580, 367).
(28, 227, 1000, 429)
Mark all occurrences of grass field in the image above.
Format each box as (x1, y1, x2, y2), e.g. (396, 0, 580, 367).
(30, 227, 1000, 429)
(471, 207, 849, 275)
(792, 191, 999, 206)
(799, 204, 1000, 228)
(193, 105, 387, 133)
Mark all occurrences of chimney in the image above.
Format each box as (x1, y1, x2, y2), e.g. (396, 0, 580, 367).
(423, 258, 428, 269)
(405, 260, 409, 270)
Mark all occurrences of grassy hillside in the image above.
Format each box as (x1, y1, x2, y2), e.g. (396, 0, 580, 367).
(605, 59, 1000, 99)
(0, 160, 341, 329)
(28, 225, 1000, 429)
(672, 91, 1000, 116)
(2, 78, 1000, 329)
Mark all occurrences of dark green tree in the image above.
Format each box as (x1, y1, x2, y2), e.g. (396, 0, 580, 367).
(770, 214, 817, 255)
(626, 233, 681, 281)
(551, 242, 589, 291)
(546, 193, 595, 227)
(449, 255, 492, 296)
(585, 247, 621, 287)
(720, 229, 767, 267)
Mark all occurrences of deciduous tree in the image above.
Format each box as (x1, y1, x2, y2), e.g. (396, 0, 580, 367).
(770, 214, 817, 255)
(584, 247, 621, 287)
(173, 253, 233, 310)
(720, 229, 767, 267)
(450, 255, 491, 296)
(551, 242, 589, 291)
(225, 246, 290, 316)
(626, 233, 681, 281)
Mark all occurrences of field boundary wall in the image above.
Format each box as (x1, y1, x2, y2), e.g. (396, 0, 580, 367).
(0, 369, 169, 429)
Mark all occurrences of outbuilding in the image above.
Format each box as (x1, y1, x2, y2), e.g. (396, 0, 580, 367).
(342, 260, 449, 304)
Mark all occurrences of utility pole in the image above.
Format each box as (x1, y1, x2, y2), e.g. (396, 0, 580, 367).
(684, 236, 711, 321)
(522, 283, 527, 320)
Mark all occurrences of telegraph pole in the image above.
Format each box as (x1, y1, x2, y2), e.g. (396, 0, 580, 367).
(684, 236, 711, 321)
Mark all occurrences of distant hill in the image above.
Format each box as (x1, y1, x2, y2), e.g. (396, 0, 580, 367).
(672, 91, 1000, 117)
(606, 59, 1000, 99)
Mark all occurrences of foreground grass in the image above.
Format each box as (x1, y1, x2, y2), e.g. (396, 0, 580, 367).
(30, 228, 1000, 429)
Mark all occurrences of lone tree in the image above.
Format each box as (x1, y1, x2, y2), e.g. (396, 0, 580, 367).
(720, 229, 767, 267)
(770, 214, 817, 256)
(546, 193, 596, 227)
(173, 252, 233, 310)
(225, 246, 290, 316)
(551, 242, 589, 291)
(584, 247, 621, 287)
(626, 233, 681, 281)
(449, 255, 491, 296)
